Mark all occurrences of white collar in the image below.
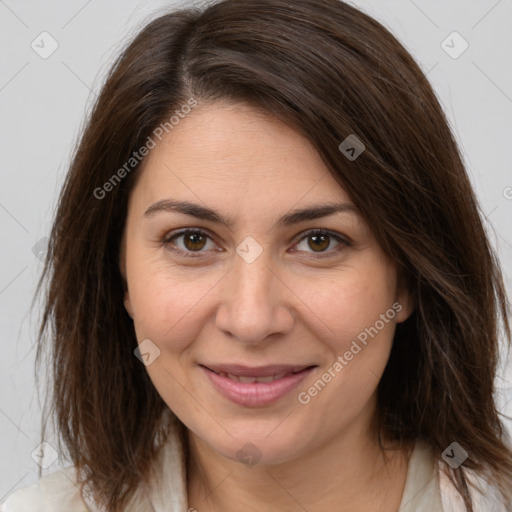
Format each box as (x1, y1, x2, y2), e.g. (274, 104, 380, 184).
(40, 412, 507, 512)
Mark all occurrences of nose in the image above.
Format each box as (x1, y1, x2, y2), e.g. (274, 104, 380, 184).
(214, 248, 295, 345)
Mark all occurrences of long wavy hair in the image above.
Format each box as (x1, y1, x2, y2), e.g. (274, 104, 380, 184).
(34, 0, 512, 510)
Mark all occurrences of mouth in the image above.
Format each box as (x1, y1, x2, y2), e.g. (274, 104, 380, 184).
(199, 363, 317, 407)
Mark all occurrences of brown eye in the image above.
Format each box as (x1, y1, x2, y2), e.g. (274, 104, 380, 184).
(308, 233, 330, 252)
(294, 229, 349, 257)
(163, 229, 217, 257)
(183, 232, 207, 251)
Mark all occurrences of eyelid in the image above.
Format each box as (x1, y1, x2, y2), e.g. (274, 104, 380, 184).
(162, 228, 220, 258)
(289, 228, 350, 257)
(162, 227, 350, 258)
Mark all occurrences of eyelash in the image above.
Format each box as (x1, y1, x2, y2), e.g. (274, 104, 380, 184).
(161, 228, 350, 259)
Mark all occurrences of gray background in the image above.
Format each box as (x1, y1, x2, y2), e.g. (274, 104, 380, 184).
(1, 0, 511, 500)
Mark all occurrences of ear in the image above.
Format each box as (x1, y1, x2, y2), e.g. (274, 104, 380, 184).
(119, 232, 133, 319)
(394, 273, 415, 323)
(123, 290, 134, 319)
(394, 290, 414, 323)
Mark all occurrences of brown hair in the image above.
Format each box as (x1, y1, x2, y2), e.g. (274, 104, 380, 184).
(35, 0, 512, 510)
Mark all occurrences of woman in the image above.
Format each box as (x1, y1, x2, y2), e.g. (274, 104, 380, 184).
(2, 0, 511, 510)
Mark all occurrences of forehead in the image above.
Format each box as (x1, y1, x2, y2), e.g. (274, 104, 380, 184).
(130, 101, 352, 212)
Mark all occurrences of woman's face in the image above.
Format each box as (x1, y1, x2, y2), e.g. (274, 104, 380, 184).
(120, 101, 411, 466)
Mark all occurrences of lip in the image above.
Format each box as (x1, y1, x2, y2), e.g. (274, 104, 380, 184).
(200, 364, 317, 407)
(203, 363, 313, 377)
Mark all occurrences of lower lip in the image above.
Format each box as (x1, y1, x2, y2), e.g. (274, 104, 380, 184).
(200, 365, 316, 407)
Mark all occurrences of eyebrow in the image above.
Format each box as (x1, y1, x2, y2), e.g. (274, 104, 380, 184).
(143, 199, 359, 228)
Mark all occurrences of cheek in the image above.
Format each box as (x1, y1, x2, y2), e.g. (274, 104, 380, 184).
(294, 262, 398, 347)
(126, 266, 221, 416)
(125, 237, 222, 346)
(294, 265, 399, 413)
(129, 269, 220, 347)
(296, 264, 399, 395)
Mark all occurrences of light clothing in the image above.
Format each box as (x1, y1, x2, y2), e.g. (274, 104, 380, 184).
(1, 417, 508, 511)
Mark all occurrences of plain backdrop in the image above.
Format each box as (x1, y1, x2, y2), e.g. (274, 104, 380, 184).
(1, 0, 511, 500)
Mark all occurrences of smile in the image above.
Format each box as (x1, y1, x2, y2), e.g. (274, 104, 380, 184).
(213, 371, 292, 383)
(200, 364, 317, 407)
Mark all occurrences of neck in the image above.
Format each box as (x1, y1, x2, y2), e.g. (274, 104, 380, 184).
(185, 410, 411, 511)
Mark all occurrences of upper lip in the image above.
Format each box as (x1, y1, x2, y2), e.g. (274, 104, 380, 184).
(201, 363, 315, 377)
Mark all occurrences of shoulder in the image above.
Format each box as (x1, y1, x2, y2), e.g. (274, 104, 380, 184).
(0, 482, 44, 512)
(0, 414, 187, 512)
(0, 467, 91, 512)
(407, 440, 510, 512)
(438, 462, 511, 512)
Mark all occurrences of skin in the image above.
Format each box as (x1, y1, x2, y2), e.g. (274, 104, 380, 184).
(120, 101, 413, 511)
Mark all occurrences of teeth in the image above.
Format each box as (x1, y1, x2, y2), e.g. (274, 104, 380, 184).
(238, 375, 258, 383)
(254, 375, 274, 383)
(216, 371, 291, 383)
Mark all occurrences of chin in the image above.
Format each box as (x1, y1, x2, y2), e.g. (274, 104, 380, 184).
(196, 423, 311, 467)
